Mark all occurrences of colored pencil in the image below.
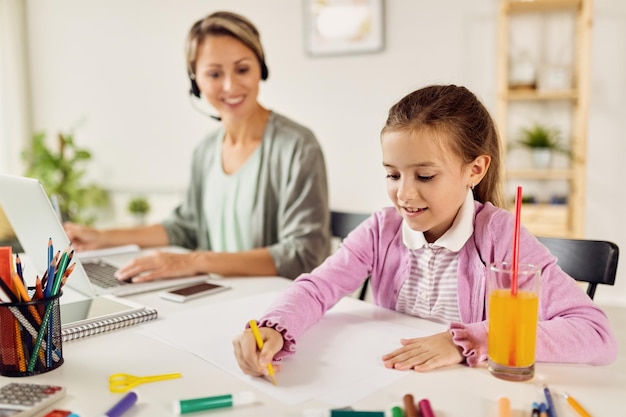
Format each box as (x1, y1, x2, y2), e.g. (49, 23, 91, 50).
(248, 320, 277, 385)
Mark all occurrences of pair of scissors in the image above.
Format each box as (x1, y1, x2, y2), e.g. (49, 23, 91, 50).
(108, 372, 182, 393)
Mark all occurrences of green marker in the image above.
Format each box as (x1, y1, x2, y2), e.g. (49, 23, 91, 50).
(391, 406, 404, 417)
(174, 392, 255, 415)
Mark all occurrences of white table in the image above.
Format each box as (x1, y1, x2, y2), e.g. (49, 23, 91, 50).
(2, 277, 624, 417)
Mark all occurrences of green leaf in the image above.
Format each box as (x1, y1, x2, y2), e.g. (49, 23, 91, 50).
(515, 123, 571, 157)
(21, 130, 110, 225)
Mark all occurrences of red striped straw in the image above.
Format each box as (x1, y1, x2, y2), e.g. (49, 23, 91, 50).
(511, 186, 523, 296)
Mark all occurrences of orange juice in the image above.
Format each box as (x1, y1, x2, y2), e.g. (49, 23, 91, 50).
(488, 289, 539, 367)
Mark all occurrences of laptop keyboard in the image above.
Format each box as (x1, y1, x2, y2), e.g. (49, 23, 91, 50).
(81, 261, 128, 288)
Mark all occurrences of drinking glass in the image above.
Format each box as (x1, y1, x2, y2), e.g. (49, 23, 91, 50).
(487, 262, 540, 381)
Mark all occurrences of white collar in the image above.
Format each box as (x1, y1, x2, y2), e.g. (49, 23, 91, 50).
(402, 188, 475, 252)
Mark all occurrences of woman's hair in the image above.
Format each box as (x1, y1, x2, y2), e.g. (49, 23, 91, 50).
(382, 84, 504, 207)
(185, 11, 269, 80)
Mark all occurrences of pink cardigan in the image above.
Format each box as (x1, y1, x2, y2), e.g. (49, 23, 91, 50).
(260, 202, 618, 366)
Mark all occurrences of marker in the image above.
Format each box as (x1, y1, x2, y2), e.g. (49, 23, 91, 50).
(174, 392, 255, 415)
(562, 393, 593, 417)
(497, 397, 511, 417)
(302, 410, 391, 417)
(418, 398, 436, 417)
(97, 391, 138, 417)
(403, 394, 418, 417)
(531, 402, 540, 417)
(248, 319, 277, 385)
(539, 403, 549, 417)
(391, 406, 403, 417)
(543, 385, 557, 417)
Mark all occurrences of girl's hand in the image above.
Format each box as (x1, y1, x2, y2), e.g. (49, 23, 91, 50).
(233, 326, 284, 379)
(382, 331, 463, 372)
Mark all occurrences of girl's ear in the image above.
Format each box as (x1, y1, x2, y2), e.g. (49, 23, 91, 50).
(470, 155, 491, 186)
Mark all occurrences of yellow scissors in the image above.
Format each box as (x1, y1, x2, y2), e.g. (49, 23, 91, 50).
(108, 372, 182, 393)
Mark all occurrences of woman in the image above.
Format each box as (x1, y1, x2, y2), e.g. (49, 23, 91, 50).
(65, 11, 330, 281)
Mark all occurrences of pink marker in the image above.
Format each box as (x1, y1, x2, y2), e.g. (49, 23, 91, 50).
(418, 399, 436, 417)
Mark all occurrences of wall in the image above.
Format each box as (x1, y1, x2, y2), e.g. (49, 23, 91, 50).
(18, 0, 626, 306)
(0, 0, 31, 175)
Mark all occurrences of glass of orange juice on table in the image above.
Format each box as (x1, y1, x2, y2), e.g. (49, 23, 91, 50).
(487, 262, 540, 381)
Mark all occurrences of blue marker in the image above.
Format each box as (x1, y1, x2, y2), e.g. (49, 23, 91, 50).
(97, 391, 138, 417)
(531, 402, 540, 417)
(174, 392, 255, 415)
(543, 385, 557, 417)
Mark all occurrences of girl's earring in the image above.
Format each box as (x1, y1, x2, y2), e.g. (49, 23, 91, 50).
(471, 183, 475, 190)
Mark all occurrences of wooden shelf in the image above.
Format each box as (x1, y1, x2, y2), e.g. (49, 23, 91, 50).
(508, 204, 574, 237)
(504, 89, 578, 101)
(497, 0, 592, 239)
(506, 168, 573, 180)
(506, 0, 581, 13)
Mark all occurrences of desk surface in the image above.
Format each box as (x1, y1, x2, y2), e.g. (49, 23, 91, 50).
(2, 277, 624, 417)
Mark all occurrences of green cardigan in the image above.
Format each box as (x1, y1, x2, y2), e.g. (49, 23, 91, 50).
(162, 111, 330, 279)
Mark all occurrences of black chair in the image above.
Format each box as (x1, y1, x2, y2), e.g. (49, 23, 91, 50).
(330, 210, 371, 300)
(537, 236, 619, 300)
(330, 211, 370, 241)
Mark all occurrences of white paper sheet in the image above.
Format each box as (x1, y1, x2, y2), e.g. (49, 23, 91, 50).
(139, 293, 436, 407)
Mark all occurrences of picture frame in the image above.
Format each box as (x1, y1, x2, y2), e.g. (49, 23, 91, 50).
(303, 0, 385, 57)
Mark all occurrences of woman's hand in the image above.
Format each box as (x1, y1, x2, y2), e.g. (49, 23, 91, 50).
(63, 222, 103, 251)
(114, 251, 201, 282)
(382, 331, 463, 372)
(233, 326, 284, 379)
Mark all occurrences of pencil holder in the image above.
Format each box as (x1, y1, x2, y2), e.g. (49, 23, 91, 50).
(0, 289, 63, 377)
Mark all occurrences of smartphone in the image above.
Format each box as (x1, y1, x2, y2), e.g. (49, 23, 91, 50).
(159, 281, 230, 302)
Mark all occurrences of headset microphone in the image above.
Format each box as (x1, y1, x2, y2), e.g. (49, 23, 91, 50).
(188, 75, 221, 121)
(188, 94, 221, 121)
(189, 76, 201, 98)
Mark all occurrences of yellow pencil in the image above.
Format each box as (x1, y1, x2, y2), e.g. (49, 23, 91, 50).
(248, 320, 277, 385)
(14, 321, 26, 372)
(11, 272, 29, 302)
(563, 393, 593, 417)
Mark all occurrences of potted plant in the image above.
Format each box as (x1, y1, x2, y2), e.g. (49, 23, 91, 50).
(21, 131, 110, 225)
(127, 196, 151, 225)
(516, 123, 570, 168)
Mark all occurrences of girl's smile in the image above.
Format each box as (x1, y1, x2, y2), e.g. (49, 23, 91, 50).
(401, 206, 427, 217)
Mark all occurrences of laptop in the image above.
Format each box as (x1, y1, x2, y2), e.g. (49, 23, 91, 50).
(0, 174, 207, 299)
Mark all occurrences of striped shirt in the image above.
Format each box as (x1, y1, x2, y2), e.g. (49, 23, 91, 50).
(396, 245, 461, 323)
(395, 189, 476, 324)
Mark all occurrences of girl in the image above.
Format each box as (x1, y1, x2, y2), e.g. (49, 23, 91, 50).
(233, 84, 617, 377)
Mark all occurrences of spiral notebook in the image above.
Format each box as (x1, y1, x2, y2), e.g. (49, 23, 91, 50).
(60, 295, 157, 341)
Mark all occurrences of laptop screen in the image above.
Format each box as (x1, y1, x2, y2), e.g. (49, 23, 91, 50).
(0, 174, 96, 298)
